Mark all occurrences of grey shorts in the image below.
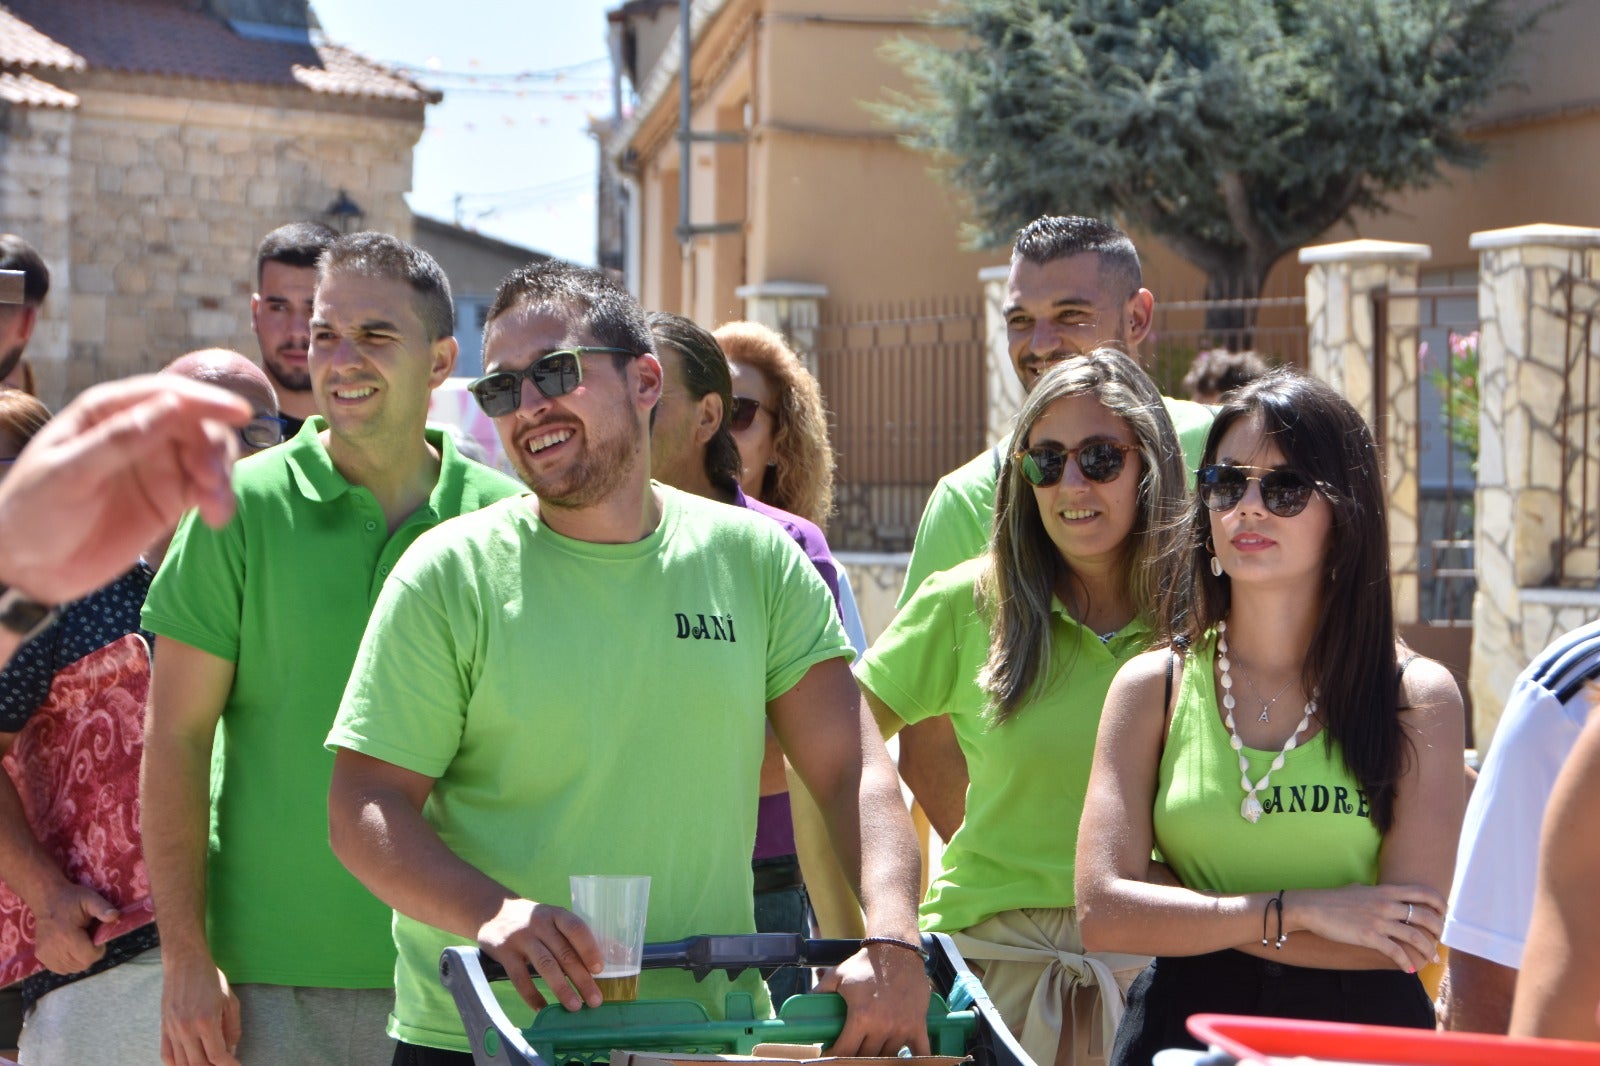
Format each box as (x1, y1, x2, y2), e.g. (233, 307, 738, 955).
(232, 983, 395, 1066)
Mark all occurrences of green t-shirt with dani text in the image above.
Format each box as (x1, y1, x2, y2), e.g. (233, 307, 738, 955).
(328, 486, 852, 1052)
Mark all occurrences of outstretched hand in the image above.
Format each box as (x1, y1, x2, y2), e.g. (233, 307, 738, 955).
(814, 941, 932, 1056)
(0, 375, 250, 606)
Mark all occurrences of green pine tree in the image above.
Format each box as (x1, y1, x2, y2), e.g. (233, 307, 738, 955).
(882, 0, 1539, 333)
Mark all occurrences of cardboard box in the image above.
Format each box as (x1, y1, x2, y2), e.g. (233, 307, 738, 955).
(611, 1046, 970, 1066)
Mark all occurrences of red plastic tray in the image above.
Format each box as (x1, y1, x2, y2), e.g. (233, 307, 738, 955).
(1187, 1014, 1600, 1065)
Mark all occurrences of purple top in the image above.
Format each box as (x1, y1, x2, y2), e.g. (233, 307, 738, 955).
(733, 485, 846, 861)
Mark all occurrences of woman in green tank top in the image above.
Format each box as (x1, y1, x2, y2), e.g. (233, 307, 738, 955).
(1074, 369, 1467, 1063)
(857, 348, 1190, 1066)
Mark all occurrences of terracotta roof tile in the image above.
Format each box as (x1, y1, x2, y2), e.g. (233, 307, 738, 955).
(296, 43, 441, 103)
(0, 70, 78, 107)
(0, 0, 437, 102)
(0, 7, 85, 71)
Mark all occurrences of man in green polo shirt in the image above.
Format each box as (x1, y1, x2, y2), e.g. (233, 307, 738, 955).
(896, 215, 1214, 840)
(141, 232, 523, 1066)
(325, 261, 930, 1064)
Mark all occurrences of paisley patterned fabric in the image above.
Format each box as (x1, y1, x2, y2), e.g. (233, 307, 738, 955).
(0, 565, 159, 1005)
(0, 634, 156, 990)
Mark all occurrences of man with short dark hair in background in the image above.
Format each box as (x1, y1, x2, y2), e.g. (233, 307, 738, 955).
(0, 235, 49, 386)
(896, 215, 1214, 840)
(251, 221, 338, 435)
(142, 233, 522, 1066)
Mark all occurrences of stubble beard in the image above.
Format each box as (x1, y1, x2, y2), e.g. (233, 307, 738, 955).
(518, 392, 643, 511)
(264, 345, 312, 394)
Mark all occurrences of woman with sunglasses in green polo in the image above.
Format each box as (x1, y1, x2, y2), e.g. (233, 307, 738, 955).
(855, 348, 1189, 1066)
(1076, 368, 1466, 1064)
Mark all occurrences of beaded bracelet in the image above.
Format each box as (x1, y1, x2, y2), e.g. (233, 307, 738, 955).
(861, 935, 931, 961)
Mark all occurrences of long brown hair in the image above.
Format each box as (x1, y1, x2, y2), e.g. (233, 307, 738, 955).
(979, 348, 1188, 724)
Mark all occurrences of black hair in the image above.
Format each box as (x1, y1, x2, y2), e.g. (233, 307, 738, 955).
(1011, 215, 1142, 303)
(647, 311, 743, 494)
(256, 221, 338, 287)
(1173, 367, 1406, 832)
(0, 235, 49, 305)
(318, 231, 454, 341)
(485, 259, 652, 368)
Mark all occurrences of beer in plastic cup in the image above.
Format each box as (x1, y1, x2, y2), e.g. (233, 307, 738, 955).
(570, 875, 650, 1002)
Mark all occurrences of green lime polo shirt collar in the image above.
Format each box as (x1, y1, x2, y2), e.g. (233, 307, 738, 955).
(1049, 595, 1153, 652)
(282, 416, 487, 521)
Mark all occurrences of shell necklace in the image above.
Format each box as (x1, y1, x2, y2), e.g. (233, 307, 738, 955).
(1217, 620, 1317, 824)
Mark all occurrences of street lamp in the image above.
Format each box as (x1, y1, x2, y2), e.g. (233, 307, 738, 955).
(322, 189, 365, 234)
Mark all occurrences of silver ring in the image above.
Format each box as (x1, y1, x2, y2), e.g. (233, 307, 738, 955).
(1404, 903, 1414, 926)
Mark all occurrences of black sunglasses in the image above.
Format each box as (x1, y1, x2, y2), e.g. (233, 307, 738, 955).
(730, 396, 769, 431)
(1197, 464, 1318, 517)
(469, 347, 636, 417)
(239, 415, 290, 450)
(1014, 441, 1136, 487)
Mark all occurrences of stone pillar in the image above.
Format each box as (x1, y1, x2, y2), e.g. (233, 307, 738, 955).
(1468, 223, 1600, 746)
(979, 264, 1020, 448)
(1299, 239, 1432, 624)
(735, 281, 828, 372)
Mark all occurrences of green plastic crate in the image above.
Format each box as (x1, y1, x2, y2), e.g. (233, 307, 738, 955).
(515, 991, 974, 1066)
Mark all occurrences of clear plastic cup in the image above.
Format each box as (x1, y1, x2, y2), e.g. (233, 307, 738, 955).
(569, 874, 651, 1002)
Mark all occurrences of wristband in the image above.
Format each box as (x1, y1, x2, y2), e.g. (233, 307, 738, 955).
(860, 935, 930, 962)
(1259, 890, 1287, 950)
(0, 581, 57, 644)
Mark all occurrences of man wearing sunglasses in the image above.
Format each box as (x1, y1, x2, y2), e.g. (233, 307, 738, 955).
(894, 215, 1215, 842)
(325, 261, 929, 1065)
(142, 233, 523, 1066)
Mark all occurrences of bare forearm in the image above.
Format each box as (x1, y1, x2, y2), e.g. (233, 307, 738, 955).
(759, 726, 788, 797)
(0, 770, 71, 911)
(895, 717, 966, 841)
(841, 756, 922, 941)
(1079, 877, 1279, 957)
(1081, 879, 1420, 971)
(1444, 951, 1515, 1033)
(329, 783, 517, 940)
(141, 730, 217, 961)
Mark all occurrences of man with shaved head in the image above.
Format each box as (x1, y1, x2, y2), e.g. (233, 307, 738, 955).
(0, 350, 282, 1063)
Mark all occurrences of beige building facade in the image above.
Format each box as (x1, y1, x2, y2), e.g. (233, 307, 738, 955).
(609, 0, 995, 327)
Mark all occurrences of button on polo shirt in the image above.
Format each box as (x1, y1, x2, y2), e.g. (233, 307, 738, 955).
(143, 419, 523, 988)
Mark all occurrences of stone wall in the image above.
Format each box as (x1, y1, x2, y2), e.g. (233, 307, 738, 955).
(0, 102, 75, 401)
(1468, 225, 1600, 744)
(24, 77, 425, 406)
(1300, 240, 1431, 624)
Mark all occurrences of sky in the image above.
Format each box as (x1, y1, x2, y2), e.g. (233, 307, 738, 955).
(311, 0, 622, 266)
